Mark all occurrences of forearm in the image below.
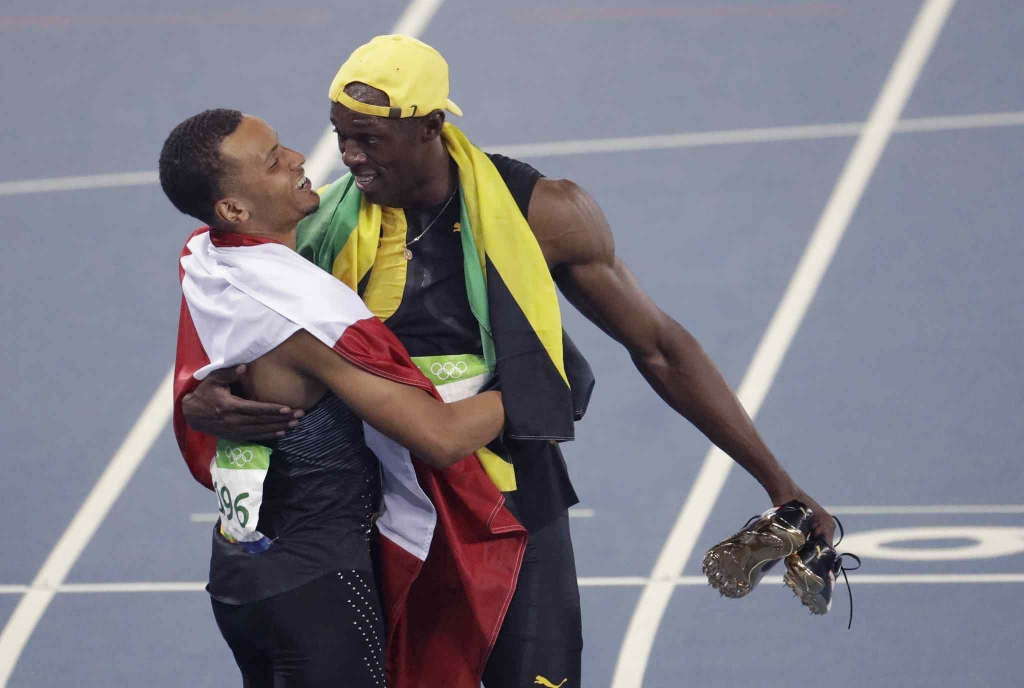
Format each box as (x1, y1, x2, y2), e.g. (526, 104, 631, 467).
(432, 391, 505, 467)
(377, 390, 504, 469)
(633, 319, 797, 501)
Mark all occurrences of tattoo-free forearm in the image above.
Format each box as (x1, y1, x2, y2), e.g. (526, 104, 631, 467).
(632, 318, 797, 501)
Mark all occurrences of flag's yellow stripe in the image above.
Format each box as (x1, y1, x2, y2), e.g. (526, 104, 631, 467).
(443, 124, 567, 385)
(476, 447, 517, 492)
(361, 205, 407, 321)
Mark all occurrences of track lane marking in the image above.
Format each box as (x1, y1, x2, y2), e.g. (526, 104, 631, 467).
(5, 110, 1024, 197)
(4, 573, 1022, 596)
(610, 2, 959, 685)
(0, 1, 447, 684)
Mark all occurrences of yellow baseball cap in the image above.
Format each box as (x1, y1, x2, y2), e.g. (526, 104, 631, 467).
(329, 35, 462, 119)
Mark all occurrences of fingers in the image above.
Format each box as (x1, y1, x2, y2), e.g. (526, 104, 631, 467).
(204, 367, 242, 385)
(225, 415, 300, 430)
(229, 398, 305, 419)
(813, 514, 836, 545)
(212, 420, 296, 441)
(235, 428, 292, 441)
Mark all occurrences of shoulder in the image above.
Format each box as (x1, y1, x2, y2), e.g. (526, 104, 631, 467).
(485, 153, 544, 218)
(527, 177, 614, 268)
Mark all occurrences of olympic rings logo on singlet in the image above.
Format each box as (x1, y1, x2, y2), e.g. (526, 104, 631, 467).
(226, 447, 256, 468)
(430, 361, 469, 380)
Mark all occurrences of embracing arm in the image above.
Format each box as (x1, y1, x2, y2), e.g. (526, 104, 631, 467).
(529, 178, 834, 540)
(273, 330, 504, 470)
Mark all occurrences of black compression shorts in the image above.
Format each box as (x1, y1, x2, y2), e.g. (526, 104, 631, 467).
(211, 569, 386, 688)
(483, 510, 583, 688)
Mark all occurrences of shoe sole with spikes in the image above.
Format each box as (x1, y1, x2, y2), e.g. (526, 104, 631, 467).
(702, 501, 814, 599)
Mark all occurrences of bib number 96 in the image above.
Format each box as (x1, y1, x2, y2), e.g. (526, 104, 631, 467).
(212, 480, 250, 528)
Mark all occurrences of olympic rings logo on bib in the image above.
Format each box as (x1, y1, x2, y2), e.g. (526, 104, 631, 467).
(430, 361, 469, 381)
(227, 447, 256, 468)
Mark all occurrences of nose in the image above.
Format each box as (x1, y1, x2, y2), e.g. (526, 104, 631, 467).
(286, 147, 305, 169)
(341, 139, 366, 168)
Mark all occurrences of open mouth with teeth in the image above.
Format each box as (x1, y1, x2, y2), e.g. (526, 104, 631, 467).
(295, 175, 311, 192)
(353, 170, 380, 191)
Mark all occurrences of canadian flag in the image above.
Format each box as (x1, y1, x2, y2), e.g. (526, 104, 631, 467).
(174, 228, 526, 687)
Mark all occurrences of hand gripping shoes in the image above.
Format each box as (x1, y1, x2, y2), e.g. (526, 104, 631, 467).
(701, 501, 815, 599)
(783, 521, 862, 629)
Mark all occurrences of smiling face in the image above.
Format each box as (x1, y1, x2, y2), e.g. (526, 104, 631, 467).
(329, 99, 431, 208)
(214, 115, 320, 232)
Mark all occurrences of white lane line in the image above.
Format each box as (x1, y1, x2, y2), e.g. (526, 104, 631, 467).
(0, 1, 448, 684)
(489, 121, 863, 158)
(190, 504, 596, 523)
(56, 582, 209, 594)
(4, 573, 1021, 595)
(675, 574, 1024, 586)
(610, 2, 958, 686)
(892, 110, 1024, 134)
(392, 0, 446, 36)
(5, 110, 1024, 198)
(493, 110, 1024, 158)
(0, 171, 159, 197)
(579, 577, 651, 587)
(828, 504, 1024, 515)
(0, 370, 173, 685)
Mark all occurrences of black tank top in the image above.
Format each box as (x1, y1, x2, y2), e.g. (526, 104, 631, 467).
(382, 154, 579, 532)
(207, 394, 381, 604)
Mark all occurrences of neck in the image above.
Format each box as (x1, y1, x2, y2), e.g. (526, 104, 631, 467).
(220, 222, 298, 250)
(406, 141, 456, 208)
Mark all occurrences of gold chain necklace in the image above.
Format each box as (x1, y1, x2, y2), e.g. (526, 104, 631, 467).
(403, 188, 457, 260)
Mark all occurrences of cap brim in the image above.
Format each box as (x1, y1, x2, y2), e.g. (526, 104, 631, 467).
(446, 98, 463, 117)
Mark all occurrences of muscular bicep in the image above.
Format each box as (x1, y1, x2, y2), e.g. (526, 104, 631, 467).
(529, 177, 669, 360)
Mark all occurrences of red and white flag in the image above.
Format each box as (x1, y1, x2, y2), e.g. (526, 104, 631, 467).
(174, 228, 526, 687)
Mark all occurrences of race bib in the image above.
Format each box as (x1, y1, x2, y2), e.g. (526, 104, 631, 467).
(410, 354, 516, 491)
(209, 440, 273, 553)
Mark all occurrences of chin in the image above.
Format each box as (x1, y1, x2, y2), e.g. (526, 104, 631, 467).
(300, 194, 321, 217)
(364, 188, 404, 209)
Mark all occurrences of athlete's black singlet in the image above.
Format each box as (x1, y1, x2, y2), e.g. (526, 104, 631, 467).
(380, 154, 579, 533)
(207, 393, 381, 605)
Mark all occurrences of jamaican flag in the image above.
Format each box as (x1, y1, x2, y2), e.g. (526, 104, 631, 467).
(297, 123, 593, 442)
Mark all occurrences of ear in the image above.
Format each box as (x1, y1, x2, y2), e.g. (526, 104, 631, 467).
(213, 196, 249, 226)
(420, 110, 446, 142)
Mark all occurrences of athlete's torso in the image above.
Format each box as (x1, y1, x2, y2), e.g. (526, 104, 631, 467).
(370, 154, 579, 531)
(208, 393, 381, 604)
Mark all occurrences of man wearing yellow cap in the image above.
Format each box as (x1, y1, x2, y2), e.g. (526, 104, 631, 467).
(183, 35, 835, 687)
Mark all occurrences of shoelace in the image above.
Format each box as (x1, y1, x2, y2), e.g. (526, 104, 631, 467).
(831, 516, 862, 630)
(741, 509, 862, 628)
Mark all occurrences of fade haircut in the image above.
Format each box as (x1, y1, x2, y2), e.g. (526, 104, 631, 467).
(158, 109, 244, 225)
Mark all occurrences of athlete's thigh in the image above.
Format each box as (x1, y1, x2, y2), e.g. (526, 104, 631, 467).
(265, 570, 387, 688)
(483, 512, 583, 688)
(210, 597, 275, 688)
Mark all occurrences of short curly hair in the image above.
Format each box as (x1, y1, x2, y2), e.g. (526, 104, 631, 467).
(158, 109, 243, 225)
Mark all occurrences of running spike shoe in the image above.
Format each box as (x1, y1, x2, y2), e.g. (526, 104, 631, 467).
(702, 500, 815, 599)
(782, 517, 861, 628)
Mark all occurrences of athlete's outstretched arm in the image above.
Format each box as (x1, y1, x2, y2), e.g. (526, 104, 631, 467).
(274, 330, 504, 470)
(528, 178, 835, 542)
